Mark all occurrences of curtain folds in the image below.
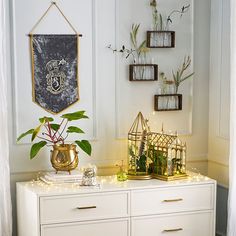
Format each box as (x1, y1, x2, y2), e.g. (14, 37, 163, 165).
(228, 0, 236, 235)
(0, 0, 12, 235)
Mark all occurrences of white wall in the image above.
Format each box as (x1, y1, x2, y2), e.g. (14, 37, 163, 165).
(8, 0, 210, 176)
(6, 0, 211, 235)
(10, 0, 196, 174)
(208, 0, 230, 187)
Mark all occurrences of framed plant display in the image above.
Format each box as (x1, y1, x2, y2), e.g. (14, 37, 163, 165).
(12, 0, 95, 145)
(129, 64, 158, 81)
(108, 24, 158, 82)
(154, 94, 182, 111)
(155, 56, 193, 112)
(147, 31, 175, 48)
(113, 0, 194, 137)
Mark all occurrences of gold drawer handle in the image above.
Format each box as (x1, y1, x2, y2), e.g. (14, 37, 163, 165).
(163, 198, 183, 203)
(163, 228, 183, 232)
(76, 206, 97, 210)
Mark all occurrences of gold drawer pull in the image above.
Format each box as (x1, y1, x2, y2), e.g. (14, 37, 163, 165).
(163, 198, 183, 203)
(76, 206, 97, 210)
(163, 228, 183, 232)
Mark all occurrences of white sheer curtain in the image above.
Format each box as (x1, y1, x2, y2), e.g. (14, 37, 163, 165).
(0, 0, 12, 235)
(228, 0, 236, 235)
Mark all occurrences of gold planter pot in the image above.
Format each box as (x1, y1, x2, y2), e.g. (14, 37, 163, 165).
(50, 144, 78, 174)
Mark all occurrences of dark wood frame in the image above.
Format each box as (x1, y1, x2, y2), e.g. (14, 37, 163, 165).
(129, 64, 158, 81)
(154, 94, 182, 111)
(147, 31, 175, 48)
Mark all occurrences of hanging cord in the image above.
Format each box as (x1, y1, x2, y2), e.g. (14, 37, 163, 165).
(28, 1, 82, 36)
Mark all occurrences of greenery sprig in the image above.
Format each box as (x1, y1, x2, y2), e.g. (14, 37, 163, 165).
(108, 23, 149, 63)
(166, 4, 190, 27)
(150, 0, 190, 31)
(172, 56, 194, 93)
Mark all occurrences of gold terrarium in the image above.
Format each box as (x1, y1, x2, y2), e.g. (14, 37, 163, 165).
(128, 112, 151, 180)
(147, 130, 187, 181)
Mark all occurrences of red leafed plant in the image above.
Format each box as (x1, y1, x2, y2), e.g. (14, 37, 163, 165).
(17, 111, 92, 159)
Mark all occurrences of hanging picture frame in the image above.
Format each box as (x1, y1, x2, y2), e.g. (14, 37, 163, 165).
(29, 2, 82, 114)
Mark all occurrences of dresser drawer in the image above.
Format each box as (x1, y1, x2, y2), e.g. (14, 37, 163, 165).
(131, 211, 214, 236)
(41, 218, 130, 236)
(131, 184, 214, 216)
(40, 192, 129, 224)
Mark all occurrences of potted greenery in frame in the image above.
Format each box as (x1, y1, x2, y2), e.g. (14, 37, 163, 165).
(108, 24, 158, 81)
(17, 110, 92, 174)
(154, 56, 194, 111)
(147, 0, 190, 48)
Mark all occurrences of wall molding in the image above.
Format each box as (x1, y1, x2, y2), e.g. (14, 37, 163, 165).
(208, 159, 229, 168)
(217, 183, 229, 190)
(10, 0, 98, 144)
(11, 158, 208, 176)
(210, 0, 230, 140)
(114, 0, 194, 139)
(218, 0, 224, 139)
(10, 165, 120, 177)
(91, 0, 98, 140)
(11, 159, 228, 186)
(208, 159, 229, 187)
(114, 0, 121, 139)
(188, 159, 208, 163)
(216, 231, 226, 236)
(218, 0, 230, 140)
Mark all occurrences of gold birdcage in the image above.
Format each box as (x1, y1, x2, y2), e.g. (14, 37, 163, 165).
(128, 112, 151, 180)
(147, 129, 187, 181)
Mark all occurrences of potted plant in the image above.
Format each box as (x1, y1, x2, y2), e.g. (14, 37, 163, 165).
(17, 110, 92, 173)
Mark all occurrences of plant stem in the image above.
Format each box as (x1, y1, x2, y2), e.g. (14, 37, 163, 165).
(43, 133, 52, 139)
(43, 124, 55, 143)
(37, 136, 54, 143)
(47, 121, 53, 141)
(63, 134, 69, 142)
(57, 120, 68, 144)
(44, 124, 50, 133)
(52, 118, 65, 139)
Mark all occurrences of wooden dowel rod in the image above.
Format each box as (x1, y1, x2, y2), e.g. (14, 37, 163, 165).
(27, 34, 82, 37)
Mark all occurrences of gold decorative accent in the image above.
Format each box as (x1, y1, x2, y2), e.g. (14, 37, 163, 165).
(76, 206, 97, 210)
(46, 59, 66, 94)
(148, 129, 188, 181)
(127, 174, 152, 180)
(30, 34, 35, 101)
(76, 34, 80, 103)
(50, 144, 78, 174)
(128, 112, 151, 180)
(163, 228, 183, 232)
(163, 198, 183, 202)
(152, 173, 188, 181)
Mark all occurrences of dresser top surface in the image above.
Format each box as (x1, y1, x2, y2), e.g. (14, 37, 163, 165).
(16, 172, 216, 196)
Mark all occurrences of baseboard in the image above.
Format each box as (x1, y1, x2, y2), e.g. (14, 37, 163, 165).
(216, 231, 226, 236)
(208, 160, 229, 187)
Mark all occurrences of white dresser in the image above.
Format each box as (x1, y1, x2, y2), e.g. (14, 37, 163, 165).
(16, 173, 216, 236)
